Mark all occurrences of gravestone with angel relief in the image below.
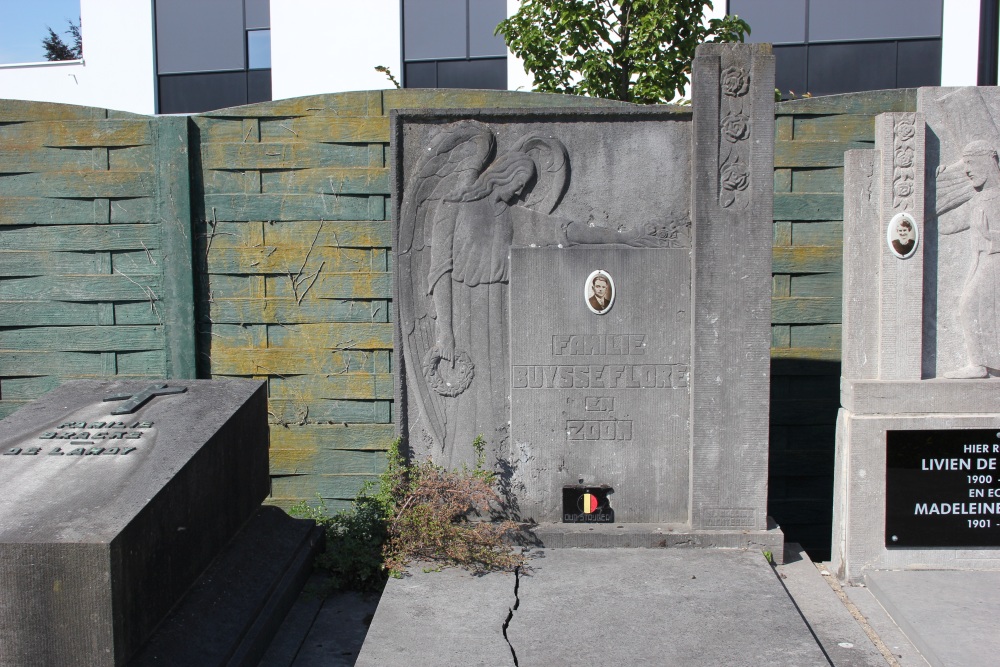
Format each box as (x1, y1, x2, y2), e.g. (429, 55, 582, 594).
(393, 44, 781, 543)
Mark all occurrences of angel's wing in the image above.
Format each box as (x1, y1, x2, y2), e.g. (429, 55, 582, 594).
(397, 120, 495, 450)
(935, 160, 976, 217)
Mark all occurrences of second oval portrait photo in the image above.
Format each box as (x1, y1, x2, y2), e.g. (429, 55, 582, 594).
(585, 270, 615, 315)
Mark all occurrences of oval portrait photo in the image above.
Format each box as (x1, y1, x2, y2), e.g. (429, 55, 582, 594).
(887, 212, 918, 259)
(585, 270, 615, 315)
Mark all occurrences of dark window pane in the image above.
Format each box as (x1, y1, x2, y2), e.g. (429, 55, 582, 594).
(897, 38, 942, 87)
(245, 0, 270, 29)
(248, 29, 271, 69)
(404, 0, 467, 59)
(156, 0, 245, 74)
(158, 71, 247, 114)
(773, 45, 808, 98)
(404, 61, 438, 87)
(248, 69, 272, 104)
(807, 41, 897, 96)
(469, 0, 507, 57)
(437, 58, 506, 89)
(809, 0, 942, 42)
(729, 0, 806, 44)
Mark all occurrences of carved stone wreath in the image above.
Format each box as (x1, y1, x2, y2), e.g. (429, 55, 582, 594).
(423, 348, 475, 397)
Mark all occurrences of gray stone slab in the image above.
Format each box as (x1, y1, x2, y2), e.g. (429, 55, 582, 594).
(0, 379, 268, 666)
(866, 570, 1000, 667)
(257, 576, 326, 667)
(358, 549, 827, 666)
(288, 590, 381, 667)
(356, 565, 515, 667)
(842, 584, 929, 667)
(510, 247, 690, 523)
(842, 378, 1000, 414)
(775, 545, 885, 667)
(509, 549, 823, 666)
(521, 521, 784, 561)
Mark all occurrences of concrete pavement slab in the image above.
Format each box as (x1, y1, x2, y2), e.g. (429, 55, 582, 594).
(357, 548, 828, 666)
(508, 548, 826, 666)
(775, 546, 886, 666)
(865, 570, 1000, 667)
(842, 584, 928, 667)
(356, 565, 515, 666)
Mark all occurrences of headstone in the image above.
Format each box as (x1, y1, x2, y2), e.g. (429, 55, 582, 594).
(392, 44, 781, 548)
(834, 87, 1000, 582)
(0, 379, 269, 666)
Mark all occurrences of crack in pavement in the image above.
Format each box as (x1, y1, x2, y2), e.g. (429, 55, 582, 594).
(501, 566, 521, 666)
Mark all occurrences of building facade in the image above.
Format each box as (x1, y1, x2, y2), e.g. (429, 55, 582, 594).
(0, 1, 995, 114)
(0, 1, 991, 114)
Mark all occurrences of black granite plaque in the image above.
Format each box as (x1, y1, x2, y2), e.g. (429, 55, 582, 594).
(886, 429, 1000, 547)
(562, 485, 615, 523)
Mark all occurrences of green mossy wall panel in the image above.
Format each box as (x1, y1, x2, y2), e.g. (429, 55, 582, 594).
(0, 325, 163, 351)
(768, 87, 914, 558)
(0, 224, 160, 251)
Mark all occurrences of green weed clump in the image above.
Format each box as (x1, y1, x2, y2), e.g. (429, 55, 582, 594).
(291, 436, 523, 591)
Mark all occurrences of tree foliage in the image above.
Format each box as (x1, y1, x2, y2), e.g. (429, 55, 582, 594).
(498, 0, 750, 104)
(43, 19, 82, 62)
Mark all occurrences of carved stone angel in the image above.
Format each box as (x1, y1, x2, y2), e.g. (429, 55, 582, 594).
(935, 140, 1000, 378)
(397, 120, 669, 468)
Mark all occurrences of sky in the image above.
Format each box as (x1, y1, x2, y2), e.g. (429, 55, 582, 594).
(0, 0, 82, 65)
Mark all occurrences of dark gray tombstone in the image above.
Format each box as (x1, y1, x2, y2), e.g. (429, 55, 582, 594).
(0, 379, 269, 666)
(392, 44, 781, 550)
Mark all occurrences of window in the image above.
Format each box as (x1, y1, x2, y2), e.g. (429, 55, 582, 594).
(730, 0, 943, 97)
(155, 0, 271, 113)
(401, 0, 507, 89)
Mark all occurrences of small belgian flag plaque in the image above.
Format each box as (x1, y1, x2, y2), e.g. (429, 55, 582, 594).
(562, 485, 614, 523)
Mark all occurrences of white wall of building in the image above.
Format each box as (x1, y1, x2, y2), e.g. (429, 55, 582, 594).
(0, 0, 156, 115)
(941, 0, 980, 86)
(271, 0, 401, 99)
(505, 0, 534, 91)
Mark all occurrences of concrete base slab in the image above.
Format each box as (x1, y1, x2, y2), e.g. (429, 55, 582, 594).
(775, 545, 885, 666)
(865, 570, 1000, 667)
(521, 521, 784, 561)
(130, 507, 321, 667)
(357, 548, 826, 666)
(842, 584, 928, 667)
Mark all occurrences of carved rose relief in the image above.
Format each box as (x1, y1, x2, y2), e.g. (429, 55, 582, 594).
(894, 146, 914, 168)
(891, 114, 917, 211)
(896, 121, 916, 141)
(721, 112, 749, 142)
(718, 60, 752, 209)
(721, 66, 750, 97)
(721, 159, 750, 192)
(893, 180, 914, 199)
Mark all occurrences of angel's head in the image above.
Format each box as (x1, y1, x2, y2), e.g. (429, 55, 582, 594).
(459, 153, 537, 205)
(962, 140, 1000, 190)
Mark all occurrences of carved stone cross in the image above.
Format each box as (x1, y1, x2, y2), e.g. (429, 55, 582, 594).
(103, 383, 188, 415)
